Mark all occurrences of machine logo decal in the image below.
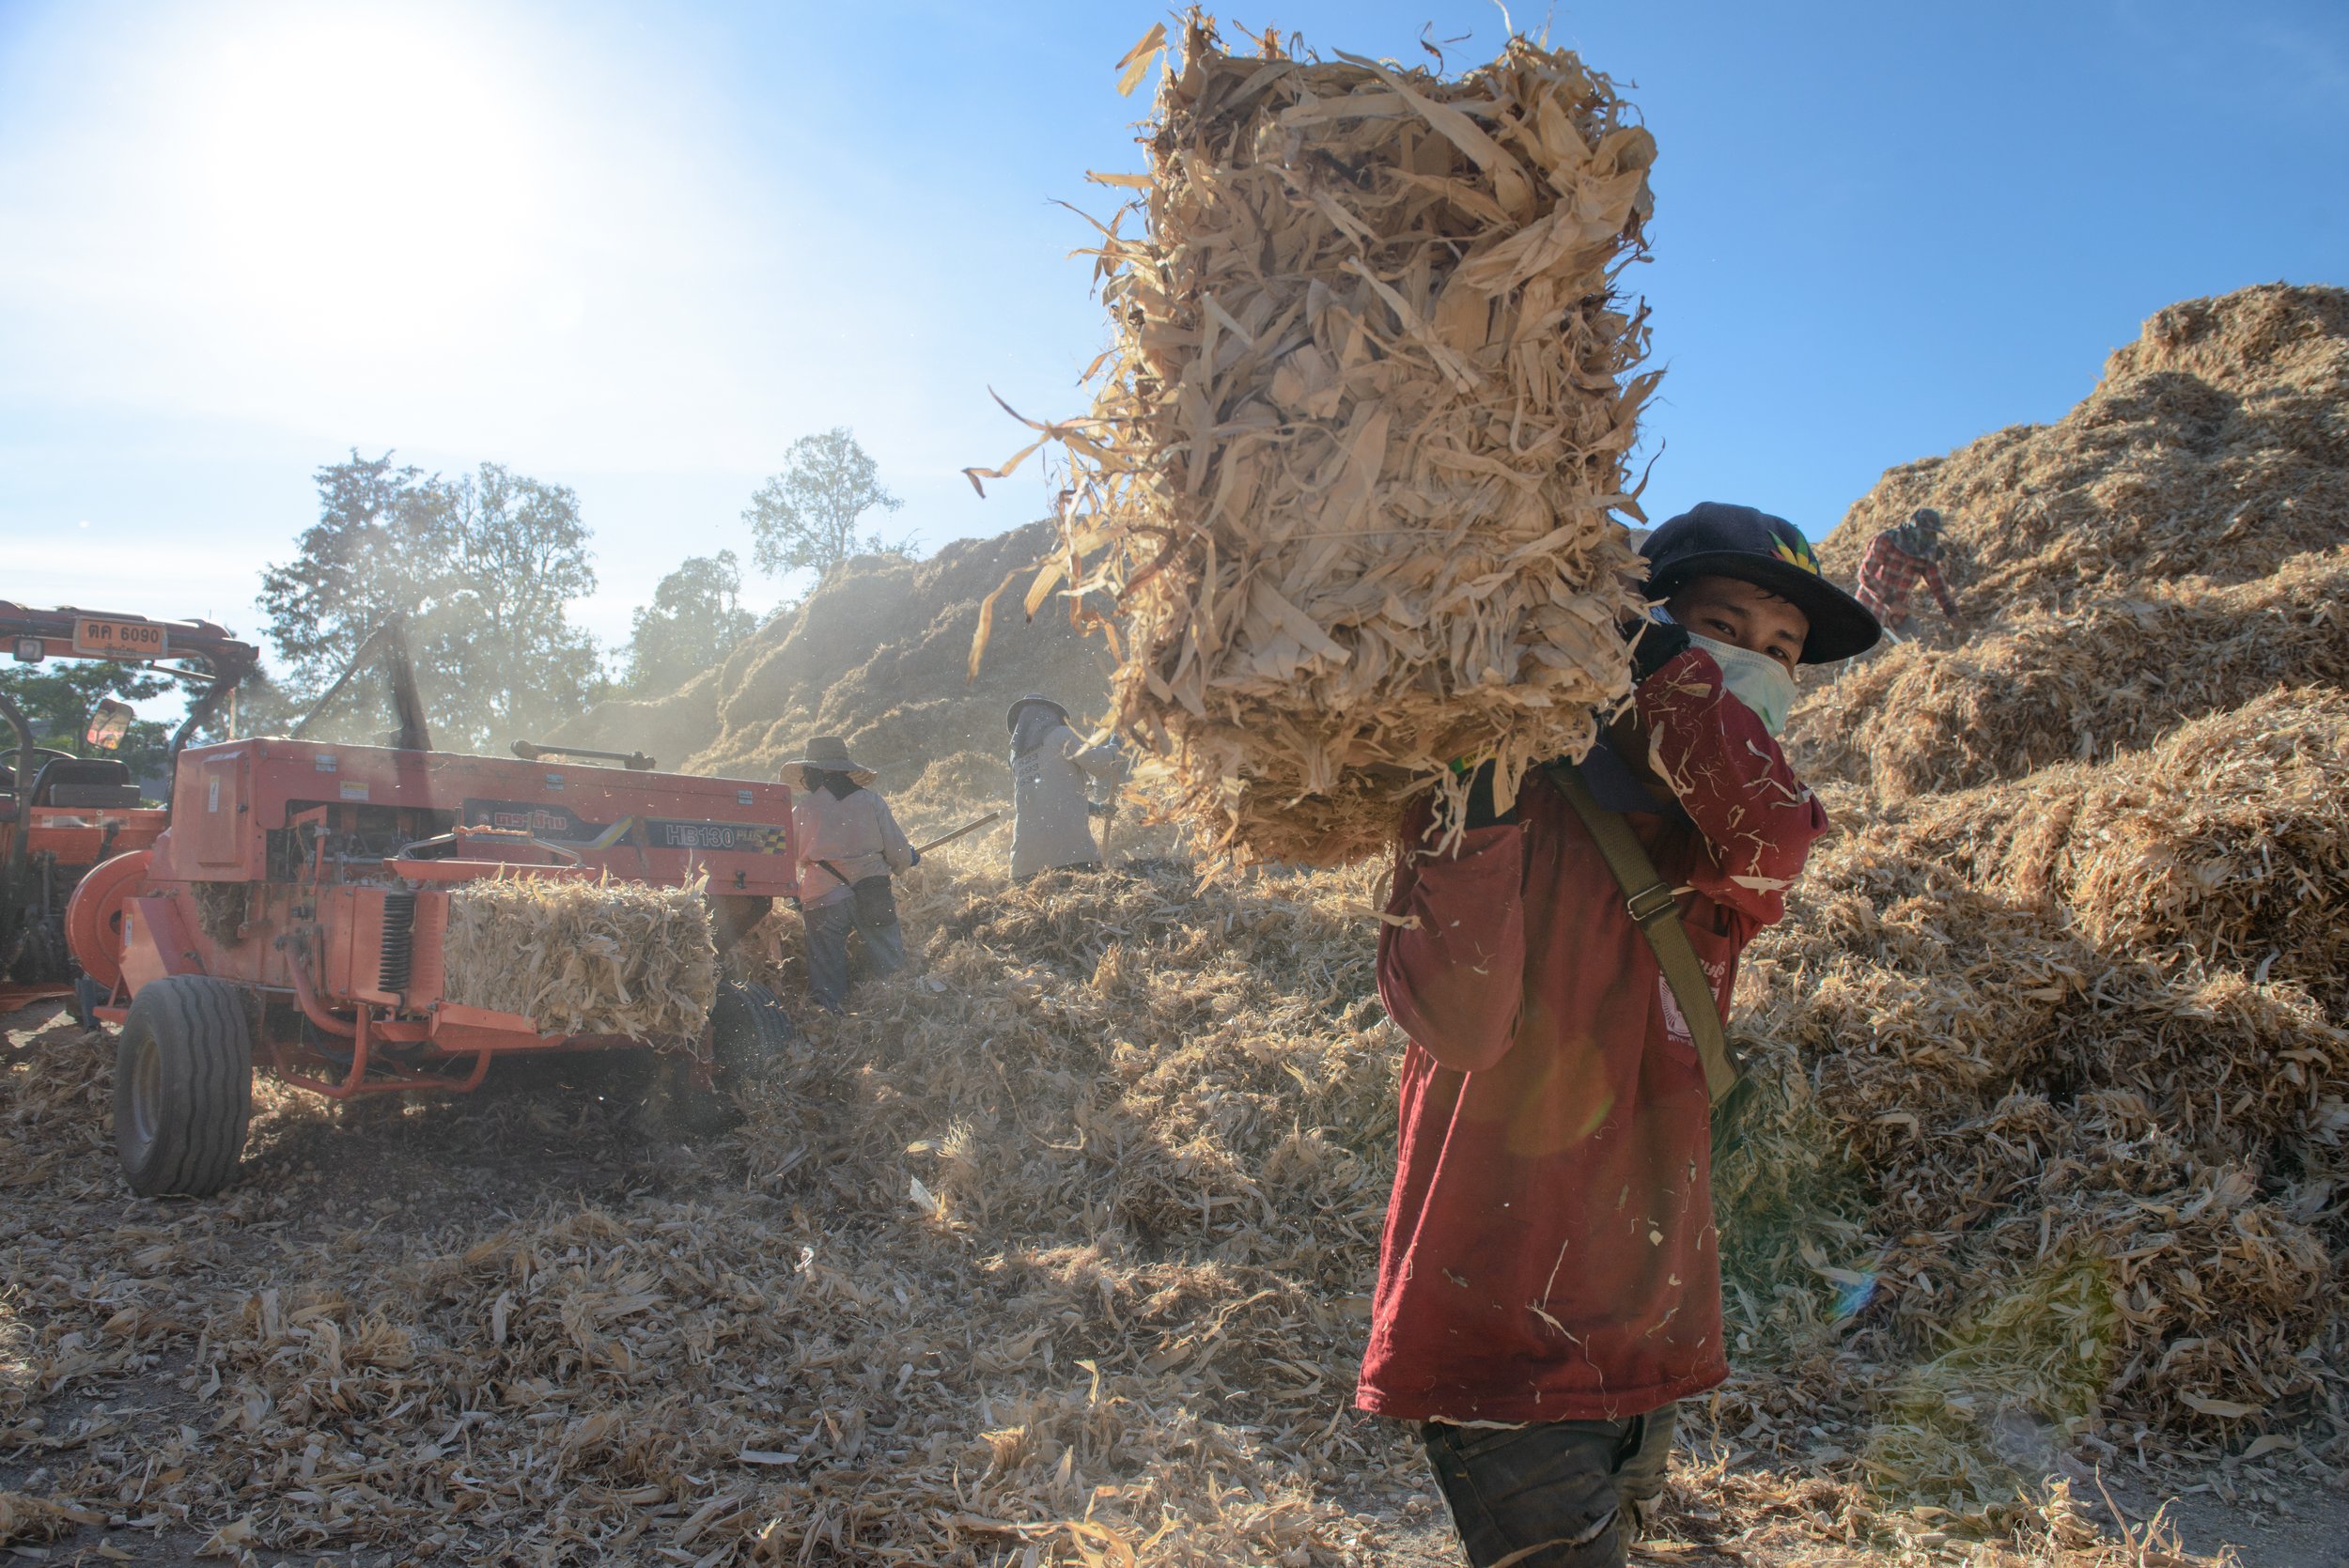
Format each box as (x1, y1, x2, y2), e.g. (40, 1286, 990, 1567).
(340, 782, 370, 801)
(314, 754, 338, 772)
(459, 799, 789, 855)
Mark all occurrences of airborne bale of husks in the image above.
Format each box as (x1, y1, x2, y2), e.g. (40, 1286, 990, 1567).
(992, 17, 1659, 864)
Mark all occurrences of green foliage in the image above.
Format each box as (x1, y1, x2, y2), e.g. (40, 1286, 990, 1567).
(742, 427, 907, 580)
(623, 551, 757, 695)
(0, 660, 175, 784)
(257, 450, 607, 753)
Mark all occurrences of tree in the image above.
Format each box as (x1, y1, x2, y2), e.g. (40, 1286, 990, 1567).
(0, 660, 175, 787)
(742, 428, 907, 580)
(257, 450, 606, 753)
(431, 462, 603, 745)
(257, 450, 448, 694)
(623, 551, 757, 694)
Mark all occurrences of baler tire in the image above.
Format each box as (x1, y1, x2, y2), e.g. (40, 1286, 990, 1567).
(709, 980, 794, 1083)
(114, 977, 255, 1198)
(668, 982, 792, 1134)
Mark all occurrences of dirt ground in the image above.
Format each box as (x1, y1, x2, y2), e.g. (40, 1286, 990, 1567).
(7, 996, 2342, 1567)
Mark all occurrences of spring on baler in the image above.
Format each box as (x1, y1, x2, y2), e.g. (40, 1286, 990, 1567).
(378, 891, 417, 994)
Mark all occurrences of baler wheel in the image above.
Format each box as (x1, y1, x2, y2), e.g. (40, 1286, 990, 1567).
(710, 980, 794, 1081)
(667, 981, 793, 1133)
(115, 977, 255, 1198)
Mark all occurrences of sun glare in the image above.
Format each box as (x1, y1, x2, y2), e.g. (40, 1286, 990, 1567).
(179, 6, 552, 354)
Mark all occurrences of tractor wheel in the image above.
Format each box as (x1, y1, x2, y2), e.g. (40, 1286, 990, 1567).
(665, 982, 792, 1134)
(114, 977, 255, 1198)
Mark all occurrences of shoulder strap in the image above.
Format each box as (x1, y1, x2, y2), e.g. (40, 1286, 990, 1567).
(1541, 762, 1744, 1106)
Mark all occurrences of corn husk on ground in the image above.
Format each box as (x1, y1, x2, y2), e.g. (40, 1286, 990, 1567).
(9, 287, 2349, 1566)
(981, 15, 1657, 863)
(442, 875, 719, 1041)
(1, 858, 2246, 1567)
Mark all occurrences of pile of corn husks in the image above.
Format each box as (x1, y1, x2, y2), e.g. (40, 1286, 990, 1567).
(1724, 283, 2349, 1514)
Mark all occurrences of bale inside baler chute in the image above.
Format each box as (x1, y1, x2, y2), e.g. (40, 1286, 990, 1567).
(440, 876, 719, 1042)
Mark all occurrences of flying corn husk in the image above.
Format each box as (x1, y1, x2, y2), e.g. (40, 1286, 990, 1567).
(972, 14, 1658, 863)
(442, 875, 719, 1042)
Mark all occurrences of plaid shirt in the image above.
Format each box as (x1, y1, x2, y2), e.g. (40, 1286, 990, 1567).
(1856, 532, 1958, 625)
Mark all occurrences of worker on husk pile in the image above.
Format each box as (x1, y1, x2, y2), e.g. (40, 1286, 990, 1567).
(782, 735, 915, 1014)
(1854, 505, 1966, 637)
(1005, 692, 1128, 880)
(1361, 504, 1880, 1568)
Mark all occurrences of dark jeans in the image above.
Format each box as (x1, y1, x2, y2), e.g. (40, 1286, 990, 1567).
(803, 877, 907, 1012)
(1419, 1405, 1676, 1568)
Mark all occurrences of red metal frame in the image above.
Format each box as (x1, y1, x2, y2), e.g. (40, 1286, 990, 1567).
(68, 737, 795, 1099)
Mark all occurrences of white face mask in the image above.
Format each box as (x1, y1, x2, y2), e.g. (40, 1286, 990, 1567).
(1688, 631, 1797, 737)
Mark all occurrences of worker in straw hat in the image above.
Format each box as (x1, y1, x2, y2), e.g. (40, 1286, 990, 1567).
(1359, 503, 1879, 1568)
(1854, 505, 1966, 638)
(1005, 692, 1128, 881)
(782, 736, 916, 1014)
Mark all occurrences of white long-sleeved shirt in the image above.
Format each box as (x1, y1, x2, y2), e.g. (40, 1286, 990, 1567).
(791, 786, 913, 907)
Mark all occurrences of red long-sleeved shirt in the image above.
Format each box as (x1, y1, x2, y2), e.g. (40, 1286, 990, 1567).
(1355, 648, 1828, 1424)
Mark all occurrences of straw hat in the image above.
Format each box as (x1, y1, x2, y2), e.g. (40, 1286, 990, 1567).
(780, 736, 876, 789)
(1004, 692, 1070, 732)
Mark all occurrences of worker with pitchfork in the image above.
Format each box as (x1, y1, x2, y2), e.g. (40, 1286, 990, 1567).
(782, 735, 916, 1014)
(1359, 505, 1880, 1567)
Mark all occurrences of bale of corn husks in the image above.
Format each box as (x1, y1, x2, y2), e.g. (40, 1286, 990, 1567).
(977, 17, 1658, 863)
(442, 876, 719, 1042)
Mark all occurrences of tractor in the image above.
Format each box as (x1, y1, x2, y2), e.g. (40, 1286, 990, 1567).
(53, 614, 799, 1197)
(2, 602, 257, 1016)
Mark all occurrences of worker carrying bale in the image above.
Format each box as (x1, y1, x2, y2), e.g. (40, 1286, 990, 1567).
(1855, 505, 1967, 638)
(1005, 692, 1128, 880)
(781, 736, 915, 1015)
(1359, 504, 1880, 1568)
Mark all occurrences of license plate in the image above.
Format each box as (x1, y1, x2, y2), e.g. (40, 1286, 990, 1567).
(71, 616, 169, 660)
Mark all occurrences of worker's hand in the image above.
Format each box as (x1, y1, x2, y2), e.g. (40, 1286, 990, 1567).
(1606, 706, 1671, 798)
(1627, 616, 1691, 685)
(1461, 759, 1517, 831)
(908, 847, 924, 867)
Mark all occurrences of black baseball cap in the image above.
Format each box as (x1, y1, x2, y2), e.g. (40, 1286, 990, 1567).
(1640, 502, 1881, 663)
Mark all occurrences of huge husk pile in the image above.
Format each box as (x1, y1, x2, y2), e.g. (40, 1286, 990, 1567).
(549, 520, 1110, 802)
(982, 16, 1657, 864)
(1721, 283, 2349, 1513)
(442, 876, 719, 1041)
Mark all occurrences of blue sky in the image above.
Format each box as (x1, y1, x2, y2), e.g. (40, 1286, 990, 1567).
(3, 0, 2343, 687)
